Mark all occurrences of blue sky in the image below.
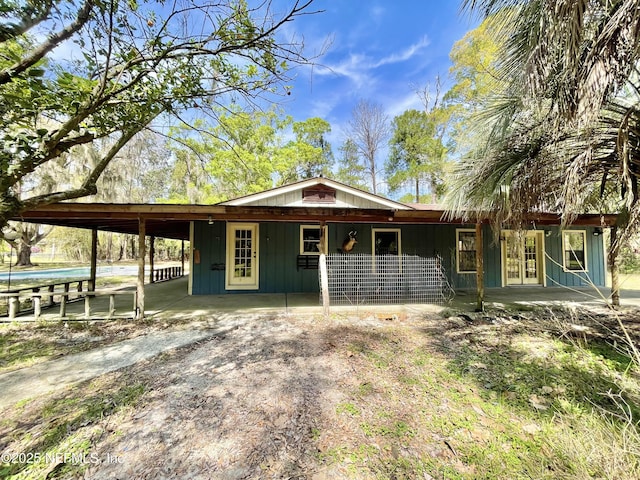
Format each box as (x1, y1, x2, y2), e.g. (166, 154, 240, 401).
(277, 1, 478, 148)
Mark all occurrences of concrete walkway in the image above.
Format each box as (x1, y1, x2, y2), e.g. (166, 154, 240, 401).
(0, 327, 222, 410)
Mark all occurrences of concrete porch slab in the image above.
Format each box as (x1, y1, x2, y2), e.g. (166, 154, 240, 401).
(6, 276, 640, 321)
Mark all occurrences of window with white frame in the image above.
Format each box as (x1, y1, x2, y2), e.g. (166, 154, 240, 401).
(300, 225, 326, 255)
(372, 228, 401, 256)
(563, 230, 587, 271)
(456, 229, 476, 273)
(372, 228, 401, 273)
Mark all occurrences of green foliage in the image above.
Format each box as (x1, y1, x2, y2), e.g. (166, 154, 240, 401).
(0, 0, 314, 226)
(444, 17, 503, 159)
(620, 244, 640, 274)
(335, 138, 370, 191)
(386, 109, 447, 203)
(447, 0, 640, 249)
(287, 117, 334, 179)
(167, 109, 334, 202)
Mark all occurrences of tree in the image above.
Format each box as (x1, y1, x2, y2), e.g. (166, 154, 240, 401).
(0, 0, 318, 231)
(449, 0, 640, 224)
(167, 110, 333, 202)
(168, 109, 290, 203)
(335, 138, 369, 190)
(443, 17, 502, 158)
(386, 109, 446, 203)
(347, 100, 390, 194)
(287, 117, 334, 179)
(449, 0, 640, 306)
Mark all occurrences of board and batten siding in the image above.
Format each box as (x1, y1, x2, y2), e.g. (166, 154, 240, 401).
(190, 222, 607, 295)
(543, 226, 606, 287)
(191, 221, 320, 295)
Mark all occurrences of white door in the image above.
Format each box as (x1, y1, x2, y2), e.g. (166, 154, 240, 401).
(503, 232, 543, 286)
(226, 223, 259, 290)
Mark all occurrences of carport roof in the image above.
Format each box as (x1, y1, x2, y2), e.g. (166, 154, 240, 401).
(12, 202, 617, 241)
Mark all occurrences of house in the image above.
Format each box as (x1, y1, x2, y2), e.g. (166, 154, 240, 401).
(189, 178, 611, 298)
(14, 177, 615, 313)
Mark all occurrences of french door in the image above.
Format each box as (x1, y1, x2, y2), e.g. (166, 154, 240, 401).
(226, 223, 259, 290)
(503, 231, 543, 286)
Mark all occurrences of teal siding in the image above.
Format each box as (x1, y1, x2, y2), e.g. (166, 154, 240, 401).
(191, 221, 226, 295)
(544, 226, 605, 287)
(192, 221, 323, 295)
(190, 221, 607, 295)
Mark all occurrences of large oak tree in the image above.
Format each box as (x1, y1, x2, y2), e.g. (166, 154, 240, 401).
(0, 0, 317, 230)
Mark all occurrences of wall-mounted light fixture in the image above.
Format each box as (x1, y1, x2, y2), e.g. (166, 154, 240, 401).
(208, 215, 214, 225)
(545, 230, 552, 237)
(593, 227, 603, 236)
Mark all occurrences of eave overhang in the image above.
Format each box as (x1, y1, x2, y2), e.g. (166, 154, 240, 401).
(11, 203, 618, 241)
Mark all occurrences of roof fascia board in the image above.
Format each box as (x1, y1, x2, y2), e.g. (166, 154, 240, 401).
(220, 177, 412, 210)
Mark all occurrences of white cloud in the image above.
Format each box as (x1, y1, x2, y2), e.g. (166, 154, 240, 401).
(385, 90, 423, 118)
(312, 53, 376, 90)
(312, 35, 431, 92)
(373, 36, 431, 68)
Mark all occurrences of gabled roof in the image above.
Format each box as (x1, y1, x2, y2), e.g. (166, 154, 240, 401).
(219, 177, 413, 211)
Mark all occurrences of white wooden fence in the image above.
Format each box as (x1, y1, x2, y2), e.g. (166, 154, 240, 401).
(0, 288, 137, 321)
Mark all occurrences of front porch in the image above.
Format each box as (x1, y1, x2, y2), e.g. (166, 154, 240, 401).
(4, 276, 640, 322)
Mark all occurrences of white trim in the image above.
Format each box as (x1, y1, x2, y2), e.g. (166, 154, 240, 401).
(372, 228, 402, 256)
(225, 223, 259, 290)
(456, 228, 477, 274)
(299, 224, 327, 255)
(500, 230, 545, 286)
(188, 221, 194, 295)
(562, 230, 588, 272)
(220, 177, 411, 210)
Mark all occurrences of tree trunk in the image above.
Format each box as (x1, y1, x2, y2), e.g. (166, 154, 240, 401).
(475, 222, 484, 312)
(16, 242, 33, 266)
(609, 225, 621, 308)
(130, 235, 136, 259)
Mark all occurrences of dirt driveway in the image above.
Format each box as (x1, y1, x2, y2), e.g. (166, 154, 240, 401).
(85, 314, 351, 479)
(2, 307, 639, 479)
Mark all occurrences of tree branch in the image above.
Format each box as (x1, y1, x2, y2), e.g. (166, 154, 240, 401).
(0, 1, 54, 43)
(0, 1, 94, 85)
(21, 122, 153, 209)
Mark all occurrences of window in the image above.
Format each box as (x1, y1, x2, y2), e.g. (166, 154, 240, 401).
(372, 228, 401, 273)
(300, 225, 326, 255)
(563, 230, 587, 271)
(372, 228, 401, 256)
(457, 229, 476, 273)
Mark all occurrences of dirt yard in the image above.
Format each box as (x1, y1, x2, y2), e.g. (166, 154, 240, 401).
(1, 307, 639, 479)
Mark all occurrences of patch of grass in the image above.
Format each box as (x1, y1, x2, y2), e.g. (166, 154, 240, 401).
(0, 376, 146, 479)
(0, 333, 60, 371)
(439, 308, 457, 319)
(336, 402, 360, 416)
(321, 319, 640, 479)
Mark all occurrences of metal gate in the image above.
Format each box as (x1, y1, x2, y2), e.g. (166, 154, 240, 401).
(322, 254, 454, 305)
